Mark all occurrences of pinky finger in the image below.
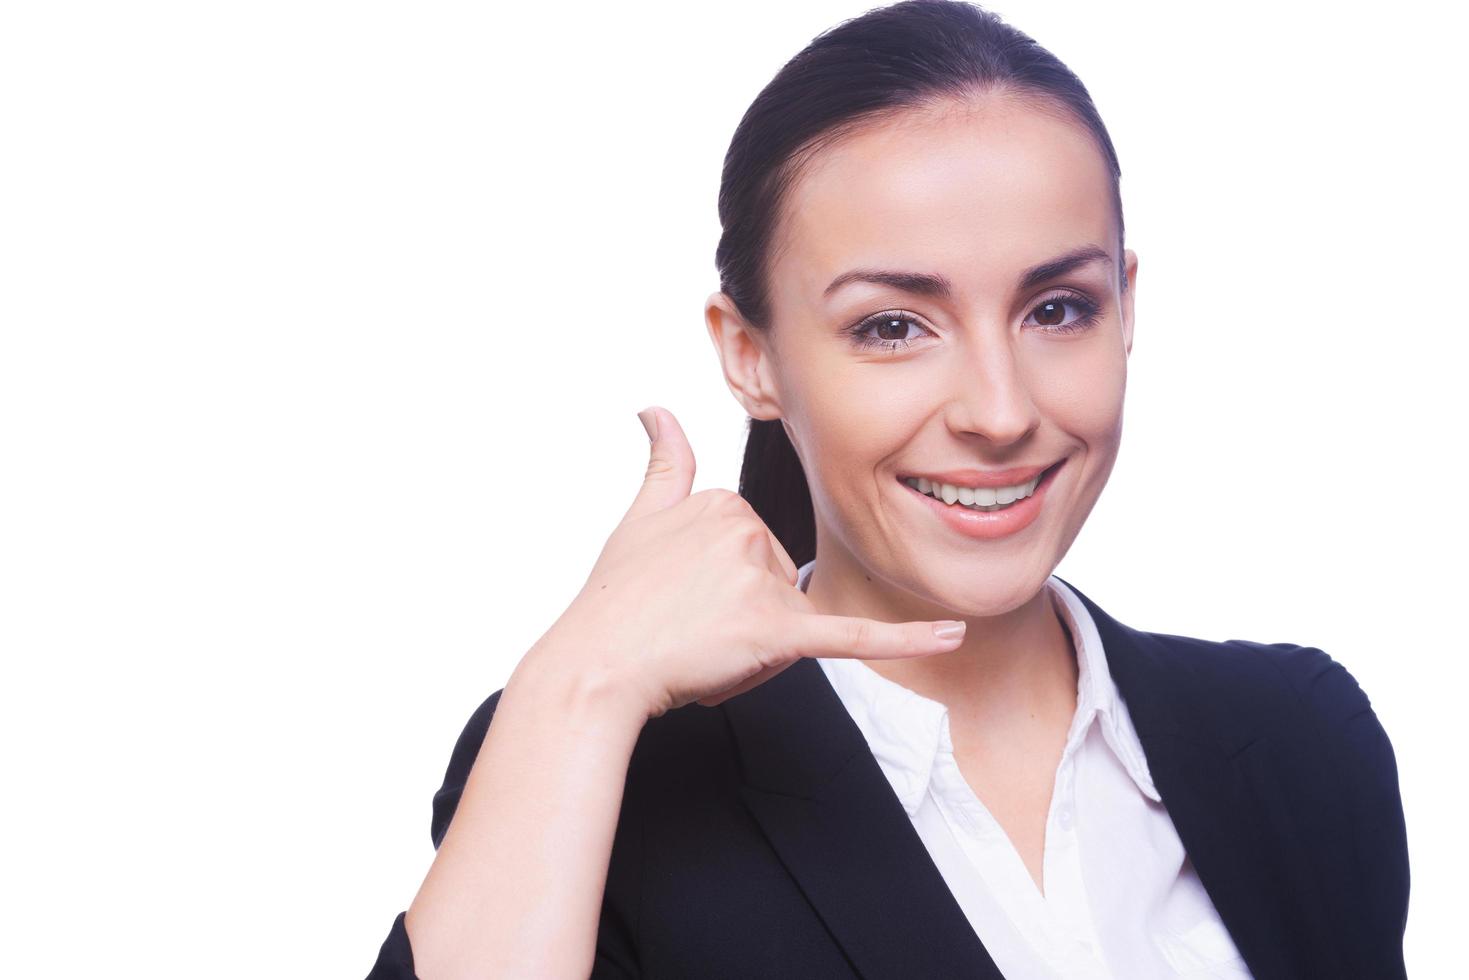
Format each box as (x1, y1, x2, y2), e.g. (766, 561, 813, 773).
(792, 612, 966, 661)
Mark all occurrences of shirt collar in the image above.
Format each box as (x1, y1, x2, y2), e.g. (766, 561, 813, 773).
(1047, 574, 1162, 804)
(798, 559, 1161, 817)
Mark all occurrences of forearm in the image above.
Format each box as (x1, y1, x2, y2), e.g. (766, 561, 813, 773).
(404, 650, 647, 980)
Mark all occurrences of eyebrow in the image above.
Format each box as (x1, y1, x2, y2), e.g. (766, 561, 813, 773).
(822, 244, 1115, 300)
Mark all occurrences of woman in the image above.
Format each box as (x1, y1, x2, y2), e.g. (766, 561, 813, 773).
(367, 2, 1409, 977)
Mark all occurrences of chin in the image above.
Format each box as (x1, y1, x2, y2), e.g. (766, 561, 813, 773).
(916, 565, 1052, 619)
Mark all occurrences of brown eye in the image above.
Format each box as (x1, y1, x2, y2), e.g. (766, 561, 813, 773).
(1025, 292, 1103, 335)
(849, 310, 931, 352)
(873, 316, 914, 341)
(1034, 299, 1068, 327)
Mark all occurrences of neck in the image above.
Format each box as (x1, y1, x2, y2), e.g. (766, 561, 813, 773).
(802, 544, 1078, 726)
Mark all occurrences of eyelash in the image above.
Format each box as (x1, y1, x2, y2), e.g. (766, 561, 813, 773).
(846, 290, 1104, 353)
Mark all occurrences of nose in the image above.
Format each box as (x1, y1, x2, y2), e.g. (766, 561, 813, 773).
(942, 329, 1042, 448)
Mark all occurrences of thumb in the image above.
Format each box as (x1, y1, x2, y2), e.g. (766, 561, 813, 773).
(622, 405, 696, 523)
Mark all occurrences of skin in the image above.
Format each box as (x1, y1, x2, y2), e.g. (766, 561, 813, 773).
(705, 90, 1139, 892)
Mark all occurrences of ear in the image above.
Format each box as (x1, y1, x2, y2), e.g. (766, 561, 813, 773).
(704, 291, 783, 420)
(1119, 247, 1138, 358)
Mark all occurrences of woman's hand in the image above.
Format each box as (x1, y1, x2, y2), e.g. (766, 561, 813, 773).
(525, 406, 967, 722)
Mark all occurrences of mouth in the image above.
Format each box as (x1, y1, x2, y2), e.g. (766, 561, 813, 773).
(896, 459, 1066, 513)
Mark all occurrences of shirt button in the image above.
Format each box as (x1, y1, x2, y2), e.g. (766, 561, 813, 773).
(1057, 806, 1074, 830)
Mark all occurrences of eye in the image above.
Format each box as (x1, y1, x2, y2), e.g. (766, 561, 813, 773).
(1025, 291, 1103, 335)
(846, 309, 932, 353)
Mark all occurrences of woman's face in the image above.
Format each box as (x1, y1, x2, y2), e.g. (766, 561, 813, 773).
(710, 93, 1137, 618)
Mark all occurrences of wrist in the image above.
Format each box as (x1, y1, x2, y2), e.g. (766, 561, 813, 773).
(511, 634, 654, 734)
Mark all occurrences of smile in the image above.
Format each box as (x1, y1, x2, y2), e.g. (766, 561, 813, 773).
(901, 474, 1039, 511)
(896, 460, 1063, 513)
(892, 458, 1067, 541)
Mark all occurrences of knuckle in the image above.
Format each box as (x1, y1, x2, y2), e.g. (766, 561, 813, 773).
(644, 453, 678, 480)
(698, 487, 739, 506)
(715, 488, 754, 516)
(751, 634, 786, 670)
(736, 521, 768, 550)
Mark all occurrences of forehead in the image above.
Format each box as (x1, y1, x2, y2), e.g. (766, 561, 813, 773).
(773, 96, 1117, 305)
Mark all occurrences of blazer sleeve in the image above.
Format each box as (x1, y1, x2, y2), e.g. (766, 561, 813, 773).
(1277, 644, 1410, 977)
(365, 688, 642, 980)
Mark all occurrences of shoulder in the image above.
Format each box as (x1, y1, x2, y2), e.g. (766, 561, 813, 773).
(1150, 634, 1407, 875)
(1227, 639, 1376, 721)
(1123, 628, 1403, 811)
(1063, 577, 1384, 741)
(1143, 631, 1410, 951)
(1138, 628, 1381, 734)
(1210, 638, 1401, 804)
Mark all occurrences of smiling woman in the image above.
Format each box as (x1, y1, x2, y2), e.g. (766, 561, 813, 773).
(367, 2, 1409, 978)
(707, 93, 1135, 617)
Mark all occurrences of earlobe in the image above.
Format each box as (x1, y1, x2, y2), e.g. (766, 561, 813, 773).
(704, 292, 783, 420)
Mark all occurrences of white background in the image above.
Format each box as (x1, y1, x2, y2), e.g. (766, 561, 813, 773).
(1, 1, 1462, 976)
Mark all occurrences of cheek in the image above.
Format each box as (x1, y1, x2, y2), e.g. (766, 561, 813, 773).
(1028, 341, 1127, 443)
(783, 361, 927, 497)
(801, 378, 916, 467)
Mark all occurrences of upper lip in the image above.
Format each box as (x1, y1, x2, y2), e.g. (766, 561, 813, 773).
(897, 460, 1061, 489)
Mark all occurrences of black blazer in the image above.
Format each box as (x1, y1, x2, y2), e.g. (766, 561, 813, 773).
(367, 576, 1410, 979)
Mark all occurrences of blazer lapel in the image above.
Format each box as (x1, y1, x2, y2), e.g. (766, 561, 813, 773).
(1057, 576, 1343, 980)
(722, 656, 1004, 980)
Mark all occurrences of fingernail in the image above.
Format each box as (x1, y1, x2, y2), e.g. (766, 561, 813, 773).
(932, 620, 966, 639)
(637, 407, 658, 443)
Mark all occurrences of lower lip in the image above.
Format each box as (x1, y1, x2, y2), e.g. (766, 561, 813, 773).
(899, 461, 1064, 541)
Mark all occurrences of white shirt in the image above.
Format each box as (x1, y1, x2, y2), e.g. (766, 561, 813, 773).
(799, 559, 1254, 979)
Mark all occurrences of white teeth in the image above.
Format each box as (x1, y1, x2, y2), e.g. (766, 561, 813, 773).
(902, 472, 1044, 511)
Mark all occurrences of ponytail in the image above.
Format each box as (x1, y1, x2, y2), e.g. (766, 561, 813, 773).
(738, 418, 815, 567)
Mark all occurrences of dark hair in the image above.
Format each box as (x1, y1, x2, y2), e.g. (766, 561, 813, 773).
(717, 0, 1126, 568)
